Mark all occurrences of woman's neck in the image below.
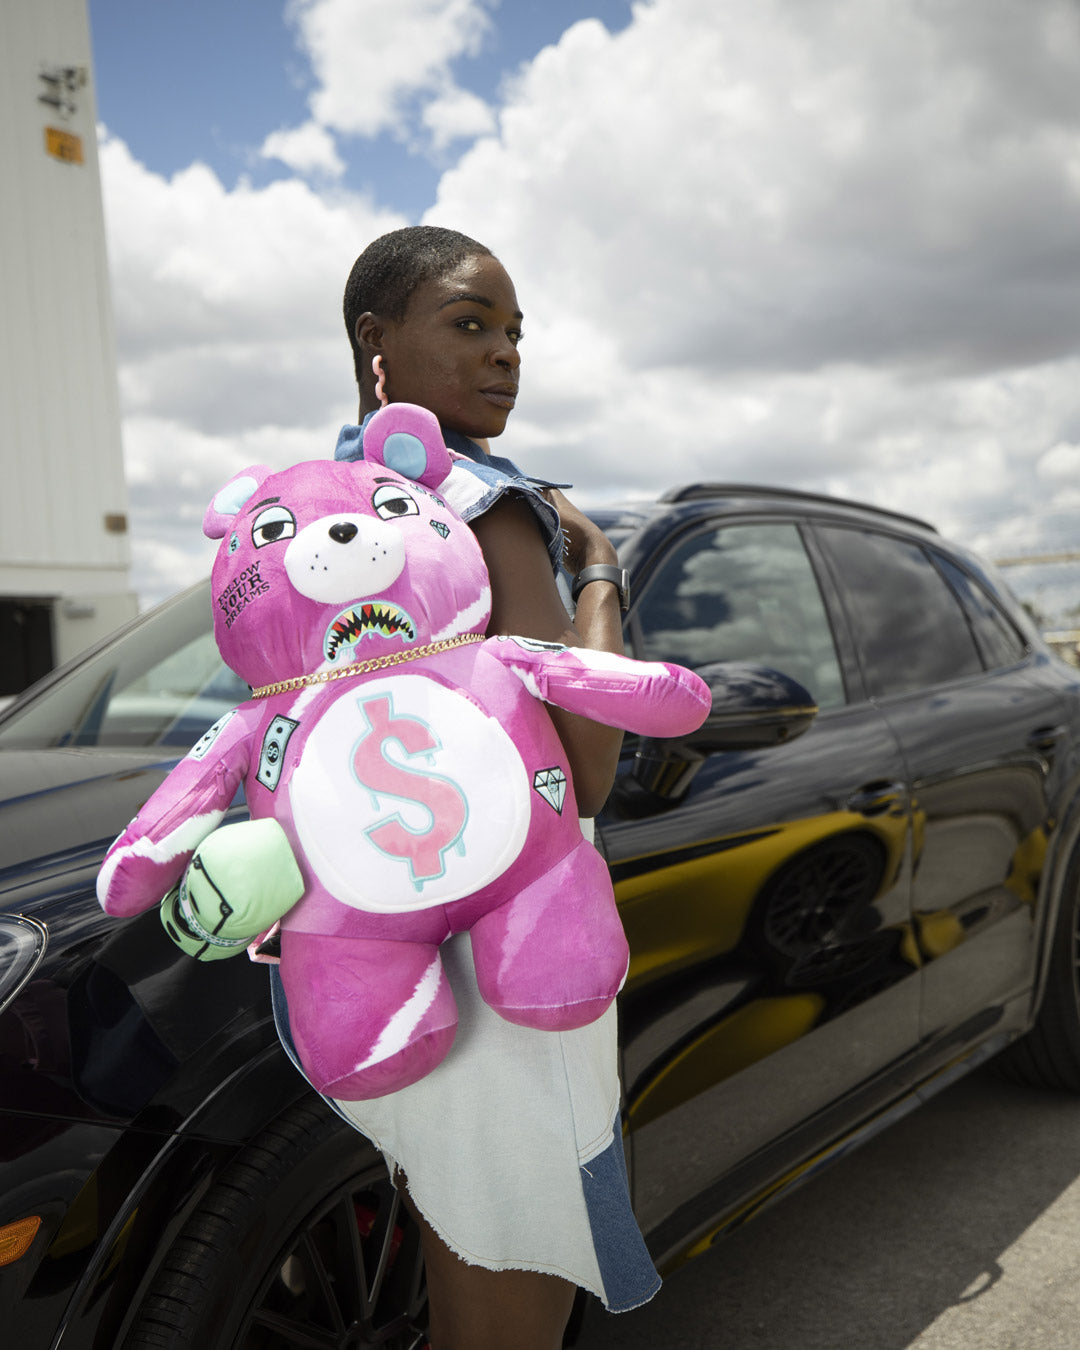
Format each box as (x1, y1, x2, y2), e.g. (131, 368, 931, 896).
(358, 398, 491, 459)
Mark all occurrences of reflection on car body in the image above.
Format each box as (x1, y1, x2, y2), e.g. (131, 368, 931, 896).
(4, 481, 1080, 1347)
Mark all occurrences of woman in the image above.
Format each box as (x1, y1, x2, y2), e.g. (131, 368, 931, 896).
(278, 225, 659, 1349)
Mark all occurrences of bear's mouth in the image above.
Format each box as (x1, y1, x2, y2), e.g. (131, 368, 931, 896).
(324, 603, 417, 662)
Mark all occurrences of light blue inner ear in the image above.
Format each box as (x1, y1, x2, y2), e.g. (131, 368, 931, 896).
(383, 432, 428, 480)
(214, 475, 260, 517)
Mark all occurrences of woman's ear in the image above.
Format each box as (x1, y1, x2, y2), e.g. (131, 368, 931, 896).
(356, 311, 384, 353)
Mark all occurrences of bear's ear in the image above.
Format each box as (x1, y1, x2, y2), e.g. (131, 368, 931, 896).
(362, 404, 452, 488)
(204, 466, 273, 539)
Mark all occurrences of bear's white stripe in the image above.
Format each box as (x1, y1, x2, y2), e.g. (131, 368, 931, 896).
(351, 955, 444, 1072)
(433, 586, 491, 643)
(97, 810, 225, 903)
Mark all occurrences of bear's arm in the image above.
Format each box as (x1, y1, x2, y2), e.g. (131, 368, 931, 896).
(471, 494, 625, 816)
(486, 638, 711, 739)
(96, 705, 258, 918)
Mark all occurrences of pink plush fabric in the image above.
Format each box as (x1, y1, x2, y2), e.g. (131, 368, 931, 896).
(98, 404, 711, 1099)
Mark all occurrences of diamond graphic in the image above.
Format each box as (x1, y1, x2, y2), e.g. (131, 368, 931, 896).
(430, 520, 450, 538)
(533, 766, 567, 815)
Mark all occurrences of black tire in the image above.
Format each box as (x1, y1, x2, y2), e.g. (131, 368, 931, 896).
(998, 854, 1080, 1091)
(125, 1097, 428, 1349)
(749, 833, 886, 958)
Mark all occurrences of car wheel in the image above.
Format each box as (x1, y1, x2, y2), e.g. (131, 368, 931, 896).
(750, 833, 886, 958)
(998, 854, 1080, 1092)
(125, 1098, 428, 1349)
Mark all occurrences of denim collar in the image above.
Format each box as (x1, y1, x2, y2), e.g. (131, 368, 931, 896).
(335, 415, 521, 479)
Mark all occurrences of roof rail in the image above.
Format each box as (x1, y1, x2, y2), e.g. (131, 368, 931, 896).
(659, 483, 938, 533)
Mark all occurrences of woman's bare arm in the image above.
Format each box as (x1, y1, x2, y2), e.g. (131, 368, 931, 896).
(471, 495, 625, 817)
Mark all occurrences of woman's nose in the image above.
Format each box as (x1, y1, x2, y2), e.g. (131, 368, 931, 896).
(490, 335, 521, 371)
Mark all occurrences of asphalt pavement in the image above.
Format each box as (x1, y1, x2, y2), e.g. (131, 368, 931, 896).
(575, 1067, 1080, 1349)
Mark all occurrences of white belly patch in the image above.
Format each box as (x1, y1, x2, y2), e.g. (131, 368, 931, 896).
(290, 674, 531, 912)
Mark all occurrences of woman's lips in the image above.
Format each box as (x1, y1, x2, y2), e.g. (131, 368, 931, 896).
(480, 387, 517, 409)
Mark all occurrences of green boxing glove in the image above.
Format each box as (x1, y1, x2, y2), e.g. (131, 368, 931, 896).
(160, 818, 305, 961)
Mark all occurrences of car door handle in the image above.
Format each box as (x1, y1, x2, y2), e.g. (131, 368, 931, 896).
(844, 780, 905, 816)
(1028, 725, 1066, 754)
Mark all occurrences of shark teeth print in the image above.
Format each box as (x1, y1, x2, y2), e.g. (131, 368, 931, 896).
(325, 603, 417, 661)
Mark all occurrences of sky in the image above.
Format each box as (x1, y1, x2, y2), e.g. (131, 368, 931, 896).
(86, 0, 1080, 621)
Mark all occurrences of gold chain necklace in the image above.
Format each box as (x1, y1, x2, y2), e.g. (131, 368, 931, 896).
(249, 632, 485, 699)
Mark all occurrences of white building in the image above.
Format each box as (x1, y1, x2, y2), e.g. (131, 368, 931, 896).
(0, 0, 136, 695)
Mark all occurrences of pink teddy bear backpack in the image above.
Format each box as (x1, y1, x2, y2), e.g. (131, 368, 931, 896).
(98, 404, 711, 1099)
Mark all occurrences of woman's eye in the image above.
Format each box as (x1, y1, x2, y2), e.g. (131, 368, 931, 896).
(251, 505, 297, 547)
(373, 485, 420, 520)
(508, 329, 523, 346)
(456, 318, 482, 332)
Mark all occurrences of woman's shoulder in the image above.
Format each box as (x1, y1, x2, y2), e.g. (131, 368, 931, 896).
(447, 456, 568, 573)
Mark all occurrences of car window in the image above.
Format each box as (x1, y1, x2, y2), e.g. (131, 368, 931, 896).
(819, 526, 982, 698)
(632, 521, 846, 708)
(0, 586, 249, 751)
(933, 553, 1028, 670)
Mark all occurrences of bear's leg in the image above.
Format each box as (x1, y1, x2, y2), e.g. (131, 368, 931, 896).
(469, 840, 630, 1031)
(280, 931, 458, 1099)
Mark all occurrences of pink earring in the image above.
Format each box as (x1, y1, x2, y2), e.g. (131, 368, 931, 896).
(373, 355, 388, 407)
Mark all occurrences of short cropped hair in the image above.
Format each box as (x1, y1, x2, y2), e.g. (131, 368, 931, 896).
(343, 225, 492, 386)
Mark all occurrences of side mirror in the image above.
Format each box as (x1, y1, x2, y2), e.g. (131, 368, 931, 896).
(689, 661, 818, 752)
(627, 663, 818, 805)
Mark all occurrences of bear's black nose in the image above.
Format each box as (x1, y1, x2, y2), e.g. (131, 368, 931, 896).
(329, 522, 358, 544)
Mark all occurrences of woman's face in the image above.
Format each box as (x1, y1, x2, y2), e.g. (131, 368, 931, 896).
(376, 254, 523, 440)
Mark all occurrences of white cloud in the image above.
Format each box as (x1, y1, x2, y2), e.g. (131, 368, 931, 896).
(424, 0, 1080, 611)
(285, 0, 496, 151)
(261, 120, 346, 177)
(100, 135, 397, 350)
(421, 84, 497, 152)
(434, 0, 1080, 377)
(1037, 441, 1080, 484)
(98, 0, 1080, 623)
(98, 131, 406, 603)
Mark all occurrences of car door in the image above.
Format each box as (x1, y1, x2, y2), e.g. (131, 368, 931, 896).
(815, 524, 1062, 1045)
(599, 515, 917, 1244)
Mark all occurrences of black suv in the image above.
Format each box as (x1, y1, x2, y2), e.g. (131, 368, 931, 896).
(3, 483, 1080, 1348)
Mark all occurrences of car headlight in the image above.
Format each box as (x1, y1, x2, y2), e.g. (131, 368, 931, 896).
(0, 915, 48, 1017)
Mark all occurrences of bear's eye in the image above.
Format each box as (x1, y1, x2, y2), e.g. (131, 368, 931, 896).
(251, 505, 297, 547)
(373, 485, 420, 520)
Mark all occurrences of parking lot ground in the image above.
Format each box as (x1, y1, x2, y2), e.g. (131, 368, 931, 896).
(575, 1067, 1080, 1349)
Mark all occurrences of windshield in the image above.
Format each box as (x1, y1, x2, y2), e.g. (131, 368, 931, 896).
(0, 583, 249, 751)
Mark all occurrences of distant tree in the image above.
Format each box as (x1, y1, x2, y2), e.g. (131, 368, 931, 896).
(1022, 599, 1051, 630)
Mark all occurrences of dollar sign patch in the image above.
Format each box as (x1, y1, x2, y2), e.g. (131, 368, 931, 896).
(352, 694, 468, 889)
